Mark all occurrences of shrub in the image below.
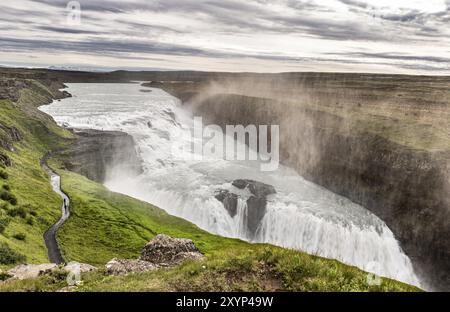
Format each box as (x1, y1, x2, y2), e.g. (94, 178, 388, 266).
(2, 184, 10, 191)
(7, 206, 26, 218)
(0, 190, 17, 205)
(0, 243, 26, 265)
(26, 217, 34, 225)
(0, 202, 7, 210)
(45, 267, 68, 284)
(0, 170, 8, 180)
(0, 271, 12, 281)
(12, 233, 26, 241)
(0, 217, 10, 234)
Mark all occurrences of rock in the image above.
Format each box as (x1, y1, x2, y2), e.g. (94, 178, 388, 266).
(214, 190, 238, 217)
(232, 179, 276, 197)
(64, 262, 97, 274)
(105, 258, 158, 275)
(140, 234, 204, 265)
(216, 180, 276, 238)
(61, 129, 142, 183)
(57, 286, 77, 292)
(7, 264, 57, 280)
(105, 235, 204, 275)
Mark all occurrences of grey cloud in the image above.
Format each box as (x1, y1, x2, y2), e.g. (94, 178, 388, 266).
(329, 52, 450, 64)
(38, 26, 103, 34)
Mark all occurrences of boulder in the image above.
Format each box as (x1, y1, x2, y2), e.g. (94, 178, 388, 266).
(105, 235, 204, 276)
(140, 234, 203, 265)
(64, 262, 97, 274)
(7, 264, 57, 280)
(214, 189, 238, 217)
(232, 179, 276, 197)
(105, 258, 158, 275)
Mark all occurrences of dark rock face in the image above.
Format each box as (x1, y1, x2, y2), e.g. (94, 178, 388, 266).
(0, 123, 23, 152)
(140, 234, 204, 265)
(60, 129, 142, 183)
(232, 179, 276, 197)
(214, 189, 238, 217)
(216, 179, 276, 238)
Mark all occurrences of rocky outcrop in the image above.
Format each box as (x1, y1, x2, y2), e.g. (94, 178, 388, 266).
(0, 122, 23, 153)
(215, 179, 276, 238)
(106, 234, 204, 276)
(3, 262, 96, 282)
(214, 190, 238, 217)
(60, 129, 142, 183)
(6, 264, 57, 280)
(106, 259, 158, 275)
(140, 234, 204, 265)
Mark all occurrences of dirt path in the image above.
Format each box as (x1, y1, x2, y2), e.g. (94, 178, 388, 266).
(41, 153, 70, 264)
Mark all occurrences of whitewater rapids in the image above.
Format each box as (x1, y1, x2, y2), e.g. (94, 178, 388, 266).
(39, 83, 421, 287)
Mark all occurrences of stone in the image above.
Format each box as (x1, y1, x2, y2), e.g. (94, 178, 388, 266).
(64, 262, 97, 274)
(7, 264, 57, 280)
(216, 179, 276, 238)
(232, 179, 276, 197)
(214, 189, 238, 217)
(105, 258, 158, 275)
(140, 234, 203, 265)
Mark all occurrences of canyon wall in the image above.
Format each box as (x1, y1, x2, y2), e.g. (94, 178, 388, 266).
(59, 129, 142, 184)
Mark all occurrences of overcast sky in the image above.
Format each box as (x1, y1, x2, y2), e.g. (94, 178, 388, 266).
(0, 0, 449, 74)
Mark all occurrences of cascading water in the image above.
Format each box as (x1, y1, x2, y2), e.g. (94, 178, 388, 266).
(39, 83, 421, 287)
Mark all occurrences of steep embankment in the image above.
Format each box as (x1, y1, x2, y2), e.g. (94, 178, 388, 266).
(0, 79, 72, 267)
(0, 73, 419, 291)
(153, 76, 450, 291)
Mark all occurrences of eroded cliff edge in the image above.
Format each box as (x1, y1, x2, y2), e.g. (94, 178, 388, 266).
(151, 76, 450, 291)
(58, 129, 142, 184)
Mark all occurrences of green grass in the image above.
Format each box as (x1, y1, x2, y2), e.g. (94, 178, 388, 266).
(0, 81, 73, 269)
(0, 244, 420, 292)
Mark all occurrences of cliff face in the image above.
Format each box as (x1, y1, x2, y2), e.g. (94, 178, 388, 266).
(156, 80, 450, 291)
(59, 129, 142, 183)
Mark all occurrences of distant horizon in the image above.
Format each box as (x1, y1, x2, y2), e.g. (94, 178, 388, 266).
(1, 63, 450, 77)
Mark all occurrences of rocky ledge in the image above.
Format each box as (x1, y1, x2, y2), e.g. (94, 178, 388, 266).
(106, 234, 204, 275)
(59, 128, 143, 183)
(0, 262, 97, 283)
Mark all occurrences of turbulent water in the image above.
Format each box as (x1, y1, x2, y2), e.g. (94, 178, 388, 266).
(40, 83, 421, 287)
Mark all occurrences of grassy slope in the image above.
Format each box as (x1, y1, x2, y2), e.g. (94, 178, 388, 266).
(0, 80, 419, 292)
(0, 94, 71, 267)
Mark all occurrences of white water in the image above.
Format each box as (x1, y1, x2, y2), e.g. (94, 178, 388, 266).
(40, 83, 421, 287)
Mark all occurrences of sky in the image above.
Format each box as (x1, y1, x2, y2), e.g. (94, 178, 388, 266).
(0, 0, 449, 74)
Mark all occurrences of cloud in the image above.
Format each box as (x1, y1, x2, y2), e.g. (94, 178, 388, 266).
(0, 0, 448, 74)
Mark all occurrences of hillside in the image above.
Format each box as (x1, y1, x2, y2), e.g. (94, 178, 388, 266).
(0, 74, 419, 292)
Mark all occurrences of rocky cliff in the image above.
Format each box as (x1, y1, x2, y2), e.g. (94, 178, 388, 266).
(58, 129, 142, 184)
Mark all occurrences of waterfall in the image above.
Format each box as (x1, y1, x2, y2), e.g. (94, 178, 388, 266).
(39, 82, 422, 288)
